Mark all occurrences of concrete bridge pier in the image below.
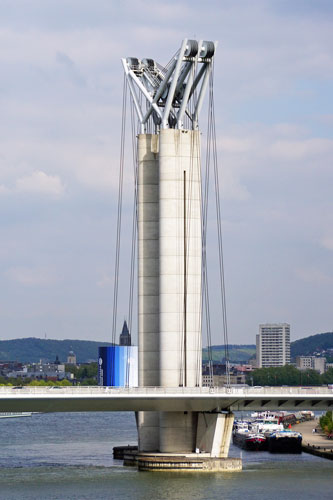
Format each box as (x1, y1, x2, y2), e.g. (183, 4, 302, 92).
(159, 411, 197, 453)
(136, 411, 240, 471)
(135, 130, 241, 470)
(137, 134, 160, 452)
(159, 411, 234, 457)
(196, 412, 234, 458)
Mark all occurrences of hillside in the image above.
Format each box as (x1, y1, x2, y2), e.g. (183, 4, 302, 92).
(0, 338, 114, 364)
(0, 339, 257, 365)
(291, 332, 333, 358)
(1, 331, 333, 365)
(202, 344, 256, 363)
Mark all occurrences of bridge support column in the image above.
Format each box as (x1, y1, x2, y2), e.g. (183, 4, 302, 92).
(137, 133, 160, 452)
(157, 129, 202, 455)
(196, 412, 234, 457)
(137, 412, 160, 452)
(159, 411, 197, 453)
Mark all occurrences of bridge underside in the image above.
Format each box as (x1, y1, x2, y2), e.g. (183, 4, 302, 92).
(1, 389, 333, 413)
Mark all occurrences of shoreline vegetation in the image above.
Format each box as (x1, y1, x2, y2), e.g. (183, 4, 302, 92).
(247, 365, 333, 386)
(319, 410, 333, 438)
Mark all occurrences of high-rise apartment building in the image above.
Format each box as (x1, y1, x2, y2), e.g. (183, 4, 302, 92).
(256, 323, 290, 368)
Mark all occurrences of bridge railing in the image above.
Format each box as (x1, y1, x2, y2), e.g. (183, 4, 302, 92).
(0, 385, 333, 396)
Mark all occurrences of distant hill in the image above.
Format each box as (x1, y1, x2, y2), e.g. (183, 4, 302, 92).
(0, 338, 114, 364)
(291, 332, 333, 358)
(2, 331, 333, 365)
(203, 344, 256, 363)
(0, 339, 257, 365)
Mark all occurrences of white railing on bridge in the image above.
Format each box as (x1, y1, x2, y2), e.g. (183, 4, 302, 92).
(0, 386, 333, 396)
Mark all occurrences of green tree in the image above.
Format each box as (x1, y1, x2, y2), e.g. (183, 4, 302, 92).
(321, 368, 333, 385)
(246, 365, 322, 386)
(76, 363, 98, 382)
(319, 411, 333, 436)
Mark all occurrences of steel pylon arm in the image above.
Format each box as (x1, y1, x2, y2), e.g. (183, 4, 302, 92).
(122, 38, 217, 132)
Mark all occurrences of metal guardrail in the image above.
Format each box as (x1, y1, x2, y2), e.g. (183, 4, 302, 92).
(0, 386, 333, 396)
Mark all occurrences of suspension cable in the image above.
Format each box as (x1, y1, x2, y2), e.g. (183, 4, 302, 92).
(210, 64, 230, 386)
(111, 75, 127, 385)
(125, 94, 139, 387)
(201, 75, 214, 387)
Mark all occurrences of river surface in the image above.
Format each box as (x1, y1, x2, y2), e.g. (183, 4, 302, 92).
(0, 411, 332, 499)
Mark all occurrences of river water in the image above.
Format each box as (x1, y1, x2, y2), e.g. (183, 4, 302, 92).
(0, 411, 332, 499)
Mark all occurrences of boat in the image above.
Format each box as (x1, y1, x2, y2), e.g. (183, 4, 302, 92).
(0, 412, 33, 419)
(233, 415, 302, 453)
(243, 432, 267, 451)
(267, 430, 302, 454)
(233, 420, 250, 433)
(233, 423, 267, 451)
(250, 415, 284, 436)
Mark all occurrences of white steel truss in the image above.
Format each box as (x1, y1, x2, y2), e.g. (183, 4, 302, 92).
(122, 38, 216, 132)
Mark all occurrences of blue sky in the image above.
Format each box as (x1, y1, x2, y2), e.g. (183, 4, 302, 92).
(0, 0, 332, 345)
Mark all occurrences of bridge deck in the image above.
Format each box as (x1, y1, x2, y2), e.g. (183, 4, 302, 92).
(1, 386, 333, 412)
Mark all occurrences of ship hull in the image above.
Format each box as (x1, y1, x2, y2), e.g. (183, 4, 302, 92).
(268, 435, 302, 454)
(233, 433, 267, 451)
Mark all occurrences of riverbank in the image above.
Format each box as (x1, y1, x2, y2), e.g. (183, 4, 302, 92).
(293, 418, 333, 460)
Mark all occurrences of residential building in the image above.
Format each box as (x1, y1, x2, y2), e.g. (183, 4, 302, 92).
(296, 356, 326, 374)
(256, 323, 290, 368)
(296, 356, 313, 370)
(202, 373, 246, 387)
(202, 363, 248, 386)
(313, 357, 326, 374)
(7, 362, 66, 380)
(0, 361, 23, 377)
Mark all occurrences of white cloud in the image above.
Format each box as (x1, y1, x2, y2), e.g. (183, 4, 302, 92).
(220, 169, 251, 202)
(0, 184, 10, 195)
(220, 137, 253, 154)
(97, 273, 112, 288)
(15, 171, 66, 198)
(321, 236, 333, 251)
(295, 267, 332, 285)
(270, 138, 333, 161)
(6, 266, 60, 286)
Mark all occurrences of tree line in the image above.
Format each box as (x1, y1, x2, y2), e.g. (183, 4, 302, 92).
(246, 365, 333, 386)
(320, 411, 333, 437)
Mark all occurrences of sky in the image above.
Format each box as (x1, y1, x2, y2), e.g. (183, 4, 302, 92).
(0, 0, 332, 345)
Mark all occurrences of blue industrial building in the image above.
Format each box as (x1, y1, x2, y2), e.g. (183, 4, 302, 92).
(98, 320, 138, 387)
(98, 345, 138, 387)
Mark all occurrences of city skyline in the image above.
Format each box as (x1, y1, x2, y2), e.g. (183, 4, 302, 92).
(0, 1, 332, 344)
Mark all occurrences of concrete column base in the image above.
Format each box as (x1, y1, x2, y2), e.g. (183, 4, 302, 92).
(137, 453, 242, 472)
(115, 411, 238, 471)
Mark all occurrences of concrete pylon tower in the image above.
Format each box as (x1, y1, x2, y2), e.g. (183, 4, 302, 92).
(122, 40, 234, 461)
